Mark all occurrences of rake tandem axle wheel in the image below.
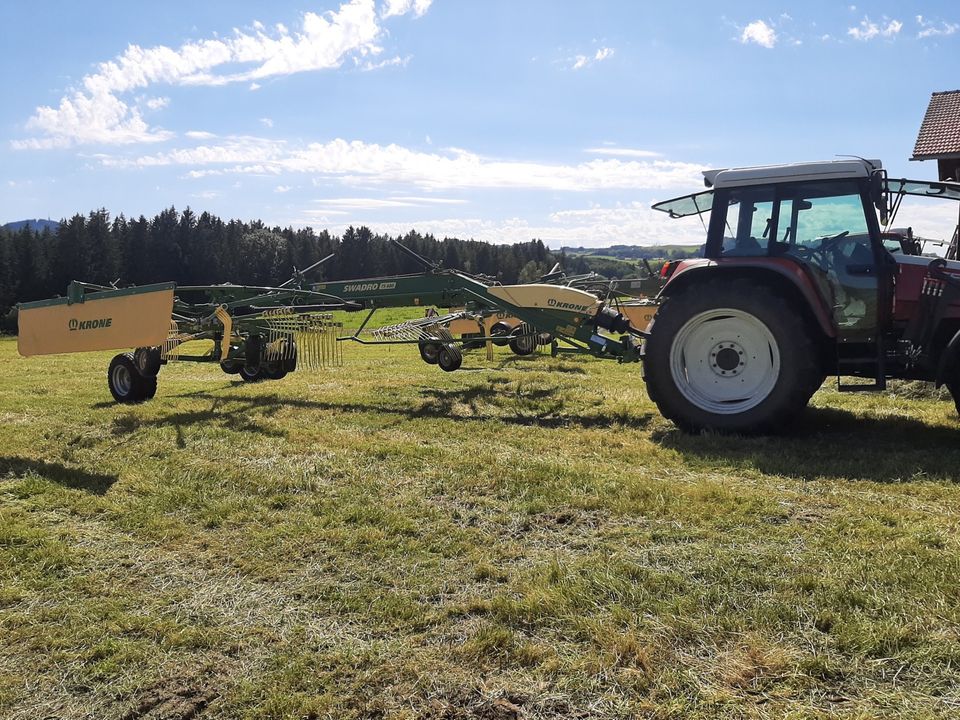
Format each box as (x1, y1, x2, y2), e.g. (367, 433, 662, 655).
(108, 352, 157, 404)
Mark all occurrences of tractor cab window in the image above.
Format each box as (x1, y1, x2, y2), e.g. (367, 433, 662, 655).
(719, 187, 775, 257)
(776, 184, 871, 262)
(776, 182, 876, 333)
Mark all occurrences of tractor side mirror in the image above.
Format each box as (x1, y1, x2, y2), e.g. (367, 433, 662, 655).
(869, 171, 889, 225)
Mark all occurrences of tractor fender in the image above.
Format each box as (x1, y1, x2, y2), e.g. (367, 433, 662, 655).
(659, 258, 837, 338)
(934, 328, 960, 388)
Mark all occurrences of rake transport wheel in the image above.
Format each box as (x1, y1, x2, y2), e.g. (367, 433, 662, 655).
(437, 343, 463, 372)
(489, 321, 513, 347)
(508, 325, 537, 356)
(239, 366, 264, 382)
(220, 359, 242, 374)
(644, 279, 820, 434)
(108, 353, 151, 404)
(263, 362, 288, 380)
(419, 340, 442, 365)
(133, 346, 162, 377)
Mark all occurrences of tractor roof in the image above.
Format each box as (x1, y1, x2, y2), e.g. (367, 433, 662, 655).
(703, 158, 882, 189)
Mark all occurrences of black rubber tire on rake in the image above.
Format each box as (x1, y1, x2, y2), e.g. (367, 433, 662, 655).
(419, 341, 442, 365)
(438, 343, 463, 372)
(490, 321, 513, 347)
(108, 353, 149, 404)
(508, 325, 537, 356)
(240, 366, 264, 382)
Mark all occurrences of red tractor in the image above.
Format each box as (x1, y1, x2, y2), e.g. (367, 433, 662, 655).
(644, 159, 960, 434)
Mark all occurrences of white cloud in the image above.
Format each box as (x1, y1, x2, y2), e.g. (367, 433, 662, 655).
(260, 117, 274, 128)
(848, 16, 903, 41)
(740, 20, 777, 48)
(584, 147, 662, 159)
(393, 196, 466, 205)
(144, 96, 169, 110)
(104, 135, 285, 169)
(185, 130, 217, 140)
(112, 136, 704, 192)
(293, 201, 708, 248)
(275, 185, 291, 193)
(359, 54, 410, 71)
(314, 197, 417, 209)
(381, 0, 433, 19)
(594, 47, 614, 62)
(916, 15, 959, 39)
(311, 195, 466, 211)
(249, 82, 262, 91)
(570, 46, 615, 70)
(14, 0, 428, 149)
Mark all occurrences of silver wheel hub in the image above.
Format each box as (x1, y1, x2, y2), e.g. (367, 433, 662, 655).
(669, 308, 780, 415)
(709, 341, 746, 378)
(112, 365, 132, 396)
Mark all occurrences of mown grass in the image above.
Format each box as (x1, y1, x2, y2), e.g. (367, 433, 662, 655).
(2, 325, 960, 719)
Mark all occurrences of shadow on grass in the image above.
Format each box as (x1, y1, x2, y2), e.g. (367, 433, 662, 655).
(160, 386, 652, 431)
(0, 456, 118, 495)
(654, 406, 960, 483)
(109, 392, 287, 447)
(496, 355, 588, 374)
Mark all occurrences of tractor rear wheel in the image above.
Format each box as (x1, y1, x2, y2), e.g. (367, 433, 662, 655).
(644, 279, 820, 434)
(946, 369, 960, 417)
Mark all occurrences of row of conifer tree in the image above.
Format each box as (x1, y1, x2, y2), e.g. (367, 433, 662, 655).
(0, 207, 606, 331)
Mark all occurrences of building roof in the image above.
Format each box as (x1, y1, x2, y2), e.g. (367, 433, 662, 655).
(913, 90, 960, 160)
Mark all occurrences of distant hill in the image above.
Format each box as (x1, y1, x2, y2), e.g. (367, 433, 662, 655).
(561, 244, 703, 260)
(2, 219, 60, 233)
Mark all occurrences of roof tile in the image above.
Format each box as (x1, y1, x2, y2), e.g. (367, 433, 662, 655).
(913, 90, 960, 159)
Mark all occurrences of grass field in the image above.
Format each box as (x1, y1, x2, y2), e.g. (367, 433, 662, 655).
(3, 327, 960, 719)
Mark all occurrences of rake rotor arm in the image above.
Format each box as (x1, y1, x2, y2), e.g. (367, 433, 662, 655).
(390, 239, 441, 271)
(279, 253, 336, 289)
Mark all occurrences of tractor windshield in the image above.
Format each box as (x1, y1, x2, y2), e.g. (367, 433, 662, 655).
(886, 178, 960, 202)
(883, 178, 960, 257)
(652, 190, 714, 218)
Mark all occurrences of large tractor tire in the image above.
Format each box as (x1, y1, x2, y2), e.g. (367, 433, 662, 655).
(945, 365, 960, 417)
(643, 279, 820, 434)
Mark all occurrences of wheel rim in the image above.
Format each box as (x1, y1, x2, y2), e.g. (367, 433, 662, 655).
(668, 308, 780, 415)
(112, 365, 133, 397)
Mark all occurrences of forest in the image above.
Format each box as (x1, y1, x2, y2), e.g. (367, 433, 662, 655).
(0, 207, 632, 332)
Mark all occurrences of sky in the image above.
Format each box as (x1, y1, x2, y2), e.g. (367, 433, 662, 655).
(1, 0, 958, 248)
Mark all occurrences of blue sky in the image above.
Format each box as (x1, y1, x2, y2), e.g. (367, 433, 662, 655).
(1, 1, 958, 247)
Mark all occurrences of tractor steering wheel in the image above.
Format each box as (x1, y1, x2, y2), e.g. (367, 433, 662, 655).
(788, 231, 851, 264)
(816, 230, 850, 252)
